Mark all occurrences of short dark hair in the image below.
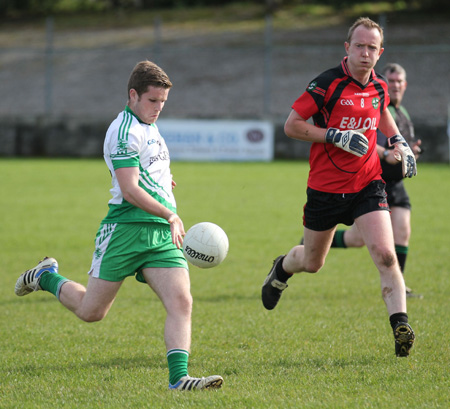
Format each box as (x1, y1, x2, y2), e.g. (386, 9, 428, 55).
(127, 61, 172, 99)
(382, 63, 407, 79)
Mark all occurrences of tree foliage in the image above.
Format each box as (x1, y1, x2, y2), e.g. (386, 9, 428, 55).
(1, 0, 448, 18)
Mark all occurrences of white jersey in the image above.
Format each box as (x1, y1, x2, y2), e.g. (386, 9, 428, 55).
(102, 106, 176, 225)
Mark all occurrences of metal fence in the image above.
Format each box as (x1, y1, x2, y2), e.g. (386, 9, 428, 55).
(0, 16, 449, 120)
(1, 15, 449, 160)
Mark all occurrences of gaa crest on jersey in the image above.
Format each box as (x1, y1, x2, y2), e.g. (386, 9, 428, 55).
(307, 81, 317, 91)
(372, 98, 380, 110)
(117, 139, 128, 154)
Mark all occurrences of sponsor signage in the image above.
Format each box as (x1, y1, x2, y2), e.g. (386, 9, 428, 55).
(157, 119, 274, 161)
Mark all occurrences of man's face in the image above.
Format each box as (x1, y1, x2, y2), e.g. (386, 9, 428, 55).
(386, 71, 407, 107)
(128, 85, 170, 124)
(345, 25, 384, 76)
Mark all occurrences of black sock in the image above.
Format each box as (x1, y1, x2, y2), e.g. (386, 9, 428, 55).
(275, 256, 293, 282)
(331, 230, 347, 248)
(395, 245, 408, 273)
(390, 312, 409, 330)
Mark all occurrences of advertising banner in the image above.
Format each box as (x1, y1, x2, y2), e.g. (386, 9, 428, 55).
(157, 119, 274, 161)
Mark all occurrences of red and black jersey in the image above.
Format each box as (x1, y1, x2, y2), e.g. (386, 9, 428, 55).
(292, 57, 390, 193)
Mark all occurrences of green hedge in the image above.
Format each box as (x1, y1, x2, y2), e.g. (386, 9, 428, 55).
(1, 0, 447, 19)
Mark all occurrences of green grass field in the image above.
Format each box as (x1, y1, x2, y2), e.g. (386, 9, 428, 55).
(1, 159, 449, 408)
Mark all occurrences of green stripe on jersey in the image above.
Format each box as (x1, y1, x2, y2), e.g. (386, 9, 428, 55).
(118, 110, 132, 149)
(139, 164, 170, 199)
(111, 111, 138, 163)
(112, 157, 139, 169)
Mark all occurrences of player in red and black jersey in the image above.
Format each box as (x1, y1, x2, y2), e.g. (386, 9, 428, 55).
(261, 17, 417, 357)
(330, 63, 423, 298)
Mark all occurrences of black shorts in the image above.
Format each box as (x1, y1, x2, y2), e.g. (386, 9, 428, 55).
(385, 180, 411, 210)
(303, 180, 389, 231)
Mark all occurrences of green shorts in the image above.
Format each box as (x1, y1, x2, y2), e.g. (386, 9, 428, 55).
(88, 222, 188, 283)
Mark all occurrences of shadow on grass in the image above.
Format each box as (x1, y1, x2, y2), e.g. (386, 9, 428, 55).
(5, 354, 167, 375)
(2, 296, 57, 306)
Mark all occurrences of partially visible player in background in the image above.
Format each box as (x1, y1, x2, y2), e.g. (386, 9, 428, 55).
(14, 60, 223, 391)
(329, 63, 422, 298)
(261, 17, 417, 357)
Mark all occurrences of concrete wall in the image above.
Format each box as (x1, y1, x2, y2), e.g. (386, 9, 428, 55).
(0, 116, 448, 163)
(0, 117, 108, 158)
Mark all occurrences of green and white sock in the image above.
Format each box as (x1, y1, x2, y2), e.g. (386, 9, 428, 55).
(167, 349, 189, 385)
(39, 271, 71, 301)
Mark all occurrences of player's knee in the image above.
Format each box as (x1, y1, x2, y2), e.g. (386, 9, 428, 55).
(370, 245, 397, 268)
(352, 238, 365, 248)
(171, 291, 193, 315)
(181, 293, 193, 312)
(77, 310, 107, 323)
(288, 246, 321, 273)
(382, 250, 397, 269)
(345, 232, 364, 247)
(303, 260, 324, 273)
(395, 230, 410, 245)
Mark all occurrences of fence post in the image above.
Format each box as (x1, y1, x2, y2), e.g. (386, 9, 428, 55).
(263, 13, 273, 118)
(153, 16, 162, 65)
(378, 13, 387, 66)
(447, 102, 450, 163)
(44, 16, 54, 116)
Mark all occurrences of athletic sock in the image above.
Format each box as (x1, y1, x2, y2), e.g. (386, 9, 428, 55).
(389, 312, 409, 331)
(331, 230, 347, 248)
(275, 256, 293, 282)
(167, 349, 189, 385)
(395, 244, 408, 273)
(38, 271, 71, 301)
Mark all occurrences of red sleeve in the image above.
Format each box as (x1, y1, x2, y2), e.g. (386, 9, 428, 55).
(291, 92, 320, 121)
(383, 90, 390, 113)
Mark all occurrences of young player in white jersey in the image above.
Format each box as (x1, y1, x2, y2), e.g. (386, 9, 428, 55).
(15, 60, 223, 391)
(102, 107, 176, 224)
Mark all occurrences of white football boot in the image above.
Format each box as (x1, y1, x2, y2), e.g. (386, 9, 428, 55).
(169, 375, 223, 391)
(15, 257, 58, 296)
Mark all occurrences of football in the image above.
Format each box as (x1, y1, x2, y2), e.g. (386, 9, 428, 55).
(182, 222, 229, 268)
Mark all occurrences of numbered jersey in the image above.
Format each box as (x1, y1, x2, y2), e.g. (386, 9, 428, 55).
(102, 106, 176, 225)
(292, 57, 389, 193)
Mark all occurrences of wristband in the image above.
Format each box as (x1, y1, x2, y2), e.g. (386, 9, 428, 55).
(387, 134, 405, 147)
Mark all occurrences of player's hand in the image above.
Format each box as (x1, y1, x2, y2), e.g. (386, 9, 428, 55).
(388, 134, 417, 178)
(171, 174, 177, 190)
(167, 213, 185, 249)
(325, 127, 369, 157)
(412, 139, 422, 160)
